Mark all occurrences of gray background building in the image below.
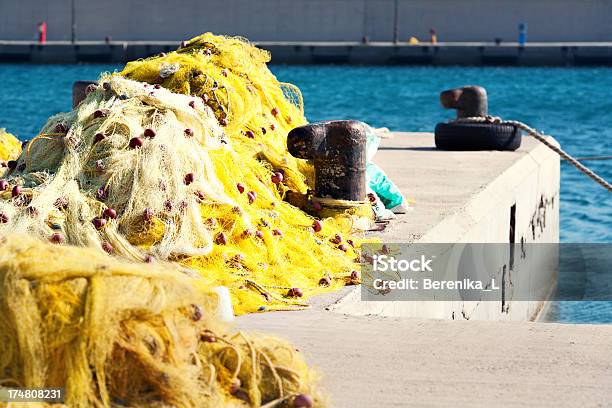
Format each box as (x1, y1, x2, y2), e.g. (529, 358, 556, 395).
(0, 0, 611, 43)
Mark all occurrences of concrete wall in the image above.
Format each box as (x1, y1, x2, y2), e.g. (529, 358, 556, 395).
(331, 133, 561, 321)
(0, 0, 611, 42)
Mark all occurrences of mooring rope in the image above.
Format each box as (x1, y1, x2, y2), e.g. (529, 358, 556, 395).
(452, 116, 612, 192)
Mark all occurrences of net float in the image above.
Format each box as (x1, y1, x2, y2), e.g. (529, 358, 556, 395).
(292, 394, 313, 408)
(271, 171, 283, 184)
(50, 233, 65, 244)
(287, 287, 303, 297)
(129, 137, 143, 149)
(92, 217, 107, 229)
(191, 304, 203, 321)
(103, 208, 117, 219)
(184, 172, 195, 185)
(101, 241, 113, 254)
(11, 185, 21, 197)
(215, 232, 228, 245)
(330, 233, 342, 244)
(93, 109, 108, 118)
(93, 133, 105, 143)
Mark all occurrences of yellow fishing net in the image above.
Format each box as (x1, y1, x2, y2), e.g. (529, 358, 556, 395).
(0, 128, 21, 164)
(0, 32, 372, 407)
(0, 33, 363, 316)
(0, 235, 323, 407)
(119, 33, 366, 313)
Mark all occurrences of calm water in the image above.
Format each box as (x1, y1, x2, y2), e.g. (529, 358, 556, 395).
(0, 64, 610, 322)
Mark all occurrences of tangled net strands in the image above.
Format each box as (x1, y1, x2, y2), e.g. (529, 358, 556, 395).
(0, 32, 372, 407)
(0, 235, 322, 407)
(1, 33, 365, 316)
(121, 33, 312, 196)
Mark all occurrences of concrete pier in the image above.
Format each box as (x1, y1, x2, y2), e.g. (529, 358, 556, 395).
(238, 311, 612, 407)
(233, 132, 612, 407)
(330, 132, 560, 321)
(1, 41, 612, 65)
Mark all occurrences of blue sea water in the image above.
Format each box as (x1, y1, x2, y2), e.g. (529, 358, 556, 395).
(0, 64, 610, 322)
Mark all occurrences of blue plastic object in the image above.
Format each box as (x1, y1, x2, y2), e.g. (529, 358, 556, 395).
(366, 162, 404, 209)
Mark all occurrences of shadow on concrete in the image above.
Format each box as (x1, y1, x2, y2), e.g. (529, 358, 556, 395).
(378, 146, 438, 151)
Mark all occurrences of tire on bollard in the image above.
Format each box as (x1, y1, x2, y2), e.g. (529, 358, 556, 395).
(434, 122, 522, 151)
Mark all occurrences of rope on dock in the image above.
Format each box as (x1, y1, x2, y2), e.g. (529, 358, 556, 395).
(453, 116, 612, 192)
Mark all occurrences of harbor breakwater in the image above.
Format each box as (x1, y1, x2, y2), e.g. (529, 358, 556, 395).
(2, 41, 612, 65)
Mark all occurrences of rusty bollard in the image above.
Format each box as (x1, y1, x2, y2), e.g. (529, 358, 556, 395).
(287, 120, 367, 201)
(440, 85, 488, 119)
(72, 80, 97, 108)
(435, 85, 521, 151)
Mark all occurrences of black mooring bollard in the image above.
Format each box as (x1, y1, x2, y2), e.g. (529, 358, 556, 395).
(435, 85, 522, 151)
(72, 80, 97, 108)
(287, 120, 367, 201)
(440, 85, 488, 119)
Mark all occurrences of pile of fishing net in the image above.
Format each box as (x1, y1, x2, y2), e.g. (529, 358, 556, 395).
(0, 235, 322, 407)
(2, 33, 363, 315)
(0, 32, 371, 406)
